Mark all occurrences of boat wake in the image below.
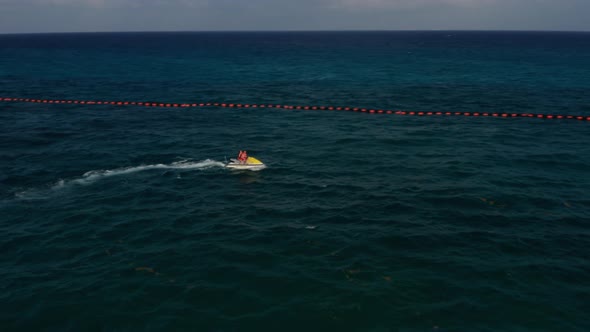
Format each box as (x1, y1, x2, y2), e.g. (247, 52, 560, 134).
(15, 159, 225, 199)
(54, 159, 225, 188)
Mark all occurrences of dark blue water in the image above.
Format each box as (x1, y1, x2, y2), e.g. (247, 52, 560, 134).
(1, 31, 589, 331)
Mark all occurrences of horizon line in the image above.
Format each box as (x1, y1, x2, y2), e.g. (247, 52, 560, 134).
(2, 29, 590, 36)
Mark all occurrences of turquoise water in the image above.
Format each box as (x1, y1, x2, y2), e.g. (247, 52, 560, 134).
(1, 31, 590, 331)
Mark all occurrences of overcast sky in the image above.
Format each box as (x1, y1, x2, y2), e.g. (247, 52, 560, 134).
(1, 0, 589, 33)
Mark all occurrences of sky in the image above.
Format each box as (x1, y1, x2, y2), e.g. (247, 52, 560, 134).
(1, 0, 589, 33)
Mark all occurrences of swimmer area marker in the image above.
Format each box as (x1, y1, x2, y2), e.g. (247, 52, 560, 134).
(1, 97, 589, 122)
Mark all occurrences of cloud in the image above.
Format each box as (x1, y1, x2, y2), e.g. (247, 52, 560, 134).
(327, 0, 495, 10)
(0, 0, 117, 7)
(0, 0, 494, 11)
(1, 0, 589, 32)
(0, 0, 208, 8)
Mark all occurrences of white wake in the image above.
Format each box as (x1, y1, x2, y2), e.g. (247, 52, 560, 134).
(53, 159, 225, 188)
(13, 159, 225, 199)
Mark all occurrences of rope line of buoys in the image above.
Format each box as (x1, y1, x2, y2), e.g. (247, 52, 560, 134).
(1, 97, 589, 122)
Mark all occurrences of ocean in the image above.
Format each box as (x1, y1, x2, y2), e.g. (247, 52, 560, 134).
(0, 31, 589, 331)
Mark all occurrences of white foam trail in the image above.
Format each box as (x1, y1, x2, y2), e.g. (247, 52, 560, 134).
(13, 159, 225, 200)
(53, 159, 225, 189)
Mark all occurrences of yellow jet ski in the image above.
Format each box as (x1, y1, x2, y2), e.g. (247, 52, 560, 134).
(225, 156, 266, 171)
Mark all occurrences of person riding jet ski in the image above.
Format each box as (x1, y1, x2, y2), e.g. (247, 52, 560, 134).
(226, 150, 266, 170)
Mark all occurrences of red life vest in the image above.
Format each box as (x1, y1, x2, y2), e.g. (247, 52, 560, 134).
(238, 151, 247, 162)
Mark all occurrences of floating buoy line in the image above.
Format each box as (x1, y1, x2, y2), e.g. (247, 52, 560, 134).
(1, 97, 589, 122)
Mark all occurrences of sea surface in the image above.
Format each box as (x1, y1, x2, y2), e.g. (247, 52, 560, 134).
(1, 31, 589, 331)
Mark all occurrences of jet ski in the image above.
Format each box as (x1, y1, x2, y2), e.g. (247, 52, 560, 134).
(225, 156, 266, 171)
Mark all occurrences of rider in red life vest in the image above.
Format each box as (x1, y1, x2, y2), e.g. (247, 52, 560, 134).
(238, 150, 248, 164)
